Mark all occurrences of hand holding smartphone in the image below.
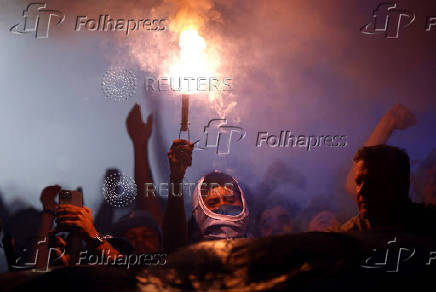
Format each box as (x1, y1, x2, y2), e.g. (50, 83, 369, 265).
(58, 190, 83, 207)
(57, 189, 84, 265)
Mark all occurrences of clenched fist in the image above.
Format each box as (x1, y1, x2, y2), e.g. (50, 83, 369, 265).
(168, 139, 194, 181)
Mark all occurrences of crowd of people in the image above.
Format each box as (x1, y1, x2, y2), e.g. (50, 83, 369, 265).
(0, 103, 435, 272)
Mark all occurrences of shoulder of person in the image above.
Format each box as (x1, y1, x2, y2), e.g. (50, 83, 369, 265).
(327, 215, 360, 233)
(340, 215, 363, 232)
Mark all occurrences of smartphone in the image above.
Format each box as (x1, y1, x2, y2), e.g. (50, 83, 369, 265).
(58, 190, 83, 207)
(57, 190, 84, 265)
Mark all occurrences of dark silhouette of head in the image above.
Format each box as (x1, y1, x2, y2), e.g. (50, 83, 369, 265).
(4, 208, 42, 262)
(353, 145, 411, 221)
(414, 147, 436, 205)
(256, 195, 299, 237)
(112, 210, 162, 254)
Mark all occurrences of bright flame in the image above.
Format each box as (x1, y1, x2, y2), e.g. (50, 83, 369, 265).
(179, 28, 207, 76)
(168, 27, 215, 94)
(167, 26, 235, 118)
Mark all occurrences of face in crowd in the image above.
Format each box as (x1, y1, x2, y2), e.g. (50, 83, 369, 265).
(353, 145, 410, 221)
(202, 184, 243, 216)
(354, 159, 399, 220)
(258, 205, 294, 237)
(123, 226, 160, 254)
(308, 210, 339, 232)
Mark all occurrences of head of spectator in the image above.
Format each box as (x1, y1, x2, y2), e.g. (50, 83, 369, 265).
(353, 145, 411, 223)
(4, 208, 41, 263)
(256, 195, 299, 237)
(414, 147, 436, 205)
(307, 210, 339, 232)
(112, 210, 162, 254)
(191, 170, 249, 241)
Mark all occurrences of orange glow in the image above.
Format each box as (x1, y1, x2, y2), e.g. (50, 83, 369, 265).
(166, 26, 235, 118)
(179, 28, 207, 76)
(169, 27, 215, 94)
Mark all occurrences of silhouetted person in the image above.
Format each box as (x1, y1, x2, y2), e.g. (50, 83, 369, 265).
(111, 210, 162, 254)
(335, 144, 436, 234)
(3, 207, 41, 270)
(414, 147, 436, 205)
(345, 104, 417, 198)
(126, 104, 163, 225)
(162, 139, 193, 252)
(123, 104, 163, 254)
(256, 196, 299, 237)
(344, 104, 436, 208)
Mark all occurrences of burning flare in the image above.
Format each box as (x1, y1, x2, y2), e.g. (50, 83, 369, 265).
(179, 28, 207, 77)
(168, 26, 236, 118)
(169, 27, 215, 94)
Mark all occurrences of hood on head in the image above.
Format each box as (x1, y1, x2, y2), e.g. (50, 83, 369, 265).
(192, 170, 249, 240)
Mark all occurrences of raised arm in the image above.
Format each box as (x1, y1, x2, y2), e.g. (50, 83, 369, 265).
(35, 185, 61, 270)
(126, 104, 163, 226)
(162, 139, 193, 253)
(345, 104, 417, 196)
